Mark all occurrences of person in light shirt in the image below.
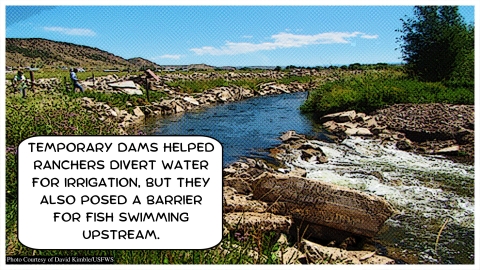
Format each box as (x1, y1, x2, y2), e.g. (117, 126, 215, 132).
(12, 70, 27, 98)
(70, 68, 84, 92)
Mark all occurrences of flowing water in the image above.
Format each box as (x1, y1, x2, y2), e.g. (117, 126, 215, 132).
(145, 92, 475, 264)
(290, 137, 474, 263)
(144, 92, 327, 165)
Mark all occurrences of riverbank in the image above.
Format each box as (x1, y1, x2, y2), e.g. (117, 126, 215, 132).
(318, 104, 474, 164)
(374, 103, 474, 164)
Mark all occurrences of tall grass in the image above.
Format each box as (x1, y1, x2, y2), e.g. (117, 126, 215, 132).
(5, 70, 142, 81)
(301, 71, 474, 114)
(5, 91, 122, 259)
(6, 231, 286, 264)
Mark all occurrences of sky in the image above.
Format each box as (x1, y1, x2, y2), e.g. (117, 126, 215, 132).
(3, 2, 476, 67)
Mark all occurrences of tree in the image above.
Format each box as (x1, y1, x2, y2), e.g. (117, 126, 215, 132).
(348, 63, 362, 70)
(396, 6, 474, 82)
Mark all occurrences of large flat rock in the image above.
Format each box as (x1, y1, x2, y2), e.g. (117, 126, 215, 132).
(252, 173, 395, 238)
(108, 80, 137, 89)
(321, 110, 357, 123)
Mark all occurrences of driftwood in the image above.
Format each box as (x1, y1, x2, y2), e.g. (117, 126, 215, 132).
(252, 173, 395, 238)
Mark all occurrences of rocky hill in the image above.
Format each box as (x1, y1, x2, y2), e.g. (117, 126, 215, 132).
(6, 38, 158, 70)
(127, 57, 161, 69)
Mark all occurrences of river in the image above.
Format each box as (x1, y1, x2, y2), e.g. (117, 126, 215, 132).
(144, 92, 475, 264)
(144, 92, 326, 165)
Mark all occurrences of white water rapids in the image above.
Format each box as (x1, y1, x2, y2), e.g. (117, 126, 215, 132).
(285, 137, 474, 263)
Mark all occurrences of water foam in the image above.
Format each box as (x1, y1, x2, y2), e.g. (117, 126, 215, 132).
(289, 137, 474, 228)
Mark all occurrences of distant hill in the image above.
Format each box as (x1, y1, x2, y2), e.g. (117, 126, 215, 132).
(127, 57, 161, 69)
(5, 38, 158, 70)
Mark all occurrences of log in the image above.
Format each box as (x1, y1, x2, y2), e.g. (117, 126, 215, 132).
(145, 69, 160, 82)
(252, 173, 395, 238)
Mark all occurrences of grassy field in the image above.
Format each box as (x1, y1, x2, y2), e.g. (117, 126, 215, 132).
(300, 70, 474, 114)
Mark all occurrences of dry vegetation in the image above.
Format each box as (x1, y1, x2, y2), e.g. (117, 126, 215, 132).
(6, 38, 158, 70)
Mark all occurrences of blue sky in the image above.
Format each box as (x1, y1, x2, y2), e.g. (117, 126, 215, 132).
(4, 3, 476, 67)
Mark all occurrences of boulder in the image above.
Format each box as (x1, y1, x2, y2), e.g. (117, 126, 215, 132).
(183, 96, 200, 106)
(108, 80, 136, 88)
(120, 88, 143, 95)
(365, 117, 378, 128)
(321, 110, 356, 123)
(436, 145, 460, 154)
(107, 81, 143, 95)
(354, 112, 367, 122)
(337, 110, 357, 123)
(133, 106, 144, 119)
(320, 112, 343, 123)
(217, 90, 232, 102)
(371, 125, 387, 135)
(252, 173, 395, 238)
(323, 120, 338, 131)
(81, 97, 95, 108)
(396, 139, 413, 150)
(300, 239, 395, 264)
(223, 212, 292, 234)
(280, 130, 305, 142)
(356, 128, 373, 136)
(277, 246, 305, 264)
(172, 102, 185, 113)
(223, 187, 266, 213)
(345, 127, 373, 136)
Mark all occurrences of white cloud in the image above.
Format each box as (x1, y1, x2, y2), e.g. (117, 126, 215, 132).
(151, 54, 183, 60)
(360, 34, 379, 39)
(43, 26, 96, 36)
(161, 54, 183, 59)
(191, 31, 378, 56)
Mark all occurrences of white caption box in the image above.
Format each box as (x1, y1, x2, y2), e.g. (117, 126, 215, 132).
(18, 136, 223, 250)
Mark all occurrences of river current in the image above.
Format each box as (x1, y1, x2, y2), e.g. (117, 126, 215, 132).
(144, 92, 475, 264)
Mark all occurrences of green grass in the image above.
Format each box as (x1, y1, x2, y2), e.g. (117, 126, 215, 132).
(278, 75, 314, 85)
(6, 70, 143, 81)
(5, 92, 121, 147)
(6, 229, 286, 264)
(5, 91, 120, 259)
(165, 75, 316, 94)
(5, 92, 121, 207)
(301, 70, 474, 115)
(64, 88, 168, 112)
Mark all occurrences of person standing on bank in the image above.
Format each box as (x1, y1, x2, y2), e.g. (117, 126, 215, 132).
(70, 68, 84, 92)
(13, 70, 28, 98)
